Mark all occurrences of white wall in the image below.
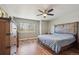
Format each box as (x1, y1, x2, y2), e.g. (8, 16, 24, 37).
(49, 11, 79, 33)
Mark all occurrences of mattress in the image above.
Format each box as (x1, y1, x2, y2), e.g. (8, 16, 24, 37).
(38, 33, 76, 53)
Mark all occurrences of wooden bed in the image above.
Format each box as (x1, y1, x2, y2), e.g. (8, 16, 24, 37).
(38, 22, 78, 54)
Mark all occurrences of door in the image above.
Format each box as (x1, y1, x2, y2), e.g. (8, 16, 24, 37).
(0, 19, 10, 55)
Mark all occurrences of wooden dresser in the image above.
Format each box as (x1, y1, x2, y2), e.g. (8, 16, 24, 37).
(0, 17, 17, 55)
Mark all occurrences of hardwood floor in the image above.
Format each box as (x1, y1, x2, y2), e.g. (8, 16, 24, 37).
(17, 39, 79, 55)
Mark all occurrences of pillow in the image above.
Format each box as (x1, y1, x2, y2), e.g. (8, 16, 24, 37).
(54, 31, 76, 36)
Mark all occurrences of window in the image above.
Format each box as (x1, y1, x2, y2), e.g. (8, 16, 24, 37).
(19, 23, 35, 33)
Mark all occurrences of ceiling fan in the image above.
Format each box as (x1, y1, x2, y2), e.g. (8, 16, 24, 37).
(37, 9, 54, 18)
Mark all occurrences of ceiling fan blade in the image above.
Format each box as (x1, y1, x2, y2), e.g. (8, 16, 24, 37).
(48, 9, 53, 12)
(38, 9, 43, 13)
(47, 14, 54, 16)
(37, 14, 42, 16)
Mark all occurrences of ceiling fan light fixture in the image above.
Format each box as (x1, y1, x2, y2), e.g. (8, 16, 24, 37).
(43, 13, 47, 17)
(37, 8, 54, 18)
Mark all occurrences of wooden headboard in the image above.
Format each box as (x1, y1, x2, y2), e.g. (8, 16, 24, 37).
(54, 22, 78, 35)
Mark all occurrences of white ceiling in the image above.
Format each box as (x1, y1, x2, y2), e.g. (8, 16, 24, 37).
(0, 4, 79, 20)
